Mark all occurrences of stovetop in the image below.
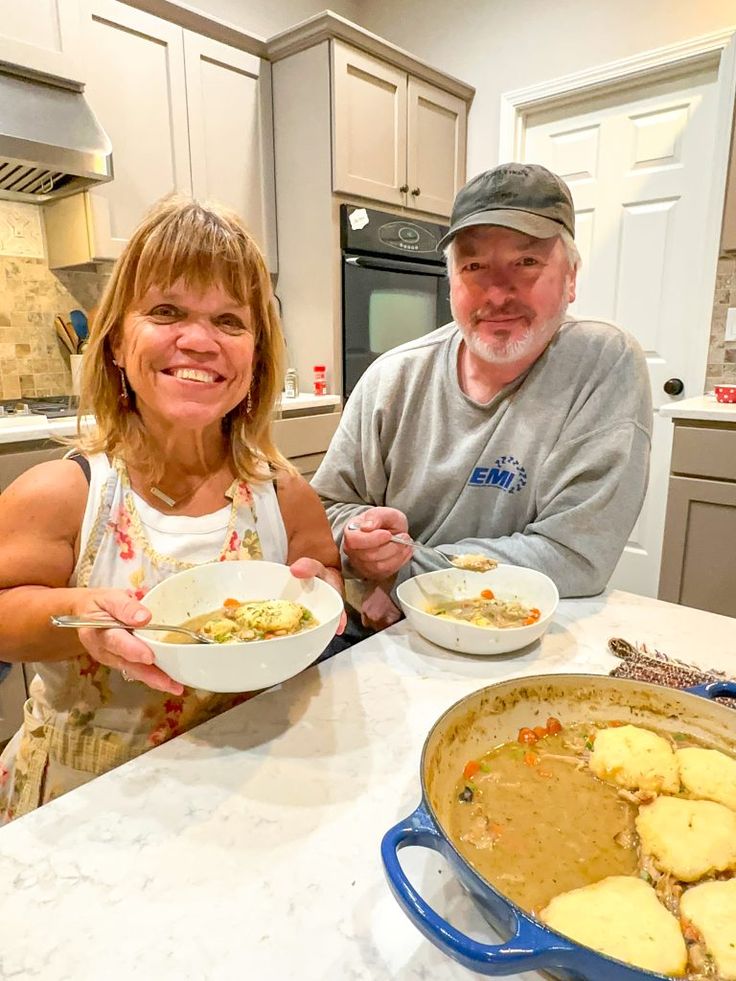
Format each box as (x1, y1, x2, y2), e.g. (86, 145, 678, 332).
(0, 396, 78, 419)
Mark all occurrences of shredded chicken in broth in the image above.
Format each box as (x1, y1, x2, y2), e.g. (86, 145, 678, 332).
(450, 554, 498, 573)
(449, 719, 736, 980)
(430, 589, 541, 628)
(163, 598, 317, 644)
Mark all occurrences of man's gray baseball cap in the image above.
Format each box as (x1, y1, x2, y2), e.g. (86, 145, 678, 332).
(438, 163, 575, 250)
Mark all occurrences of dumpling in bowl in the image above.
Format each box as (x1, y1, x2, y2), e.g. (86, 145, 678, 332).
(233, 599, 306, 635)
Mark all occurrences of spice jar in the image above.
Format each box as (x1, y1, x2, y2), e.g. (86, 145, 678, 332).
(284, 368, 299, 398)
(313, 365, 327, 396)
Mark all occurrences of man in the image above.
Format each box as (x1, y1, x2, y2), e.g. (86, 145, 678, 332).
(312, 163, 653, 635)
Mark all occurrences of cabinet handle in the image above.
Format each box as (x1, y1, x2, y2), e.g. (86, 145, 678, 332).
(411, 187, 421, 196)
(399, 184, 409, 193)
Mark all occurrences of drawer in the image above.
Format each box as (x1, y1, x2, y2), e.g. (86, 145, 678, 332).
(0, 663, 27, 744)
(670, 423, 736, 482)
(273, 412, 340, 459)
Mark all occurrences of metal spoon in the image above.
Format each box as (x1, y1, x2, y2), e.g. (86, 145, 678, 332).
(50, 614, 216, 644)
(346, 523, 457, 569)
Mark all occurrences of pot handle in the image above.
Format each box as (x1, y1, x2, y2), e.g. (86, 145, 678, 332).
(381, 802, 578, 974)
(687, 680, 736, 700)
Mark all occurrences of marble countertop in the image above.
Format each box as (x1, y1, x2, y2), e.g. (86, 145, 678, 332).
(660, 393, 736, 422)
(0, 394, 342, 445)
(1, 589, 734, 980)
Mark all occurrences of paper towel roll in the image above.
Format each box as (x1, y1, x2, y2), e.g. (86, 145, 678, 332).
(70, 354, 83, 396)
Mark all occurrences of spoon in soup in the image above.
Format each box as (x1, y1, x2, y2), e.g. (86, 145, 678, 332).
(345, 523, 497, 573)
(50, 614, 217, 644)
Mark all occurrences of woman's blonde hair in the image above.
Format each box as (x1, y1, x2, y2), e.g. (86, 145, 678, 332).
(73, 195, 291, 483)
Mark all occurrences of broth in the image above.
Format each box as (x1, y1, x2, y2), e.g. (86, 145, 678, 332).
(448, 726, 638, 911)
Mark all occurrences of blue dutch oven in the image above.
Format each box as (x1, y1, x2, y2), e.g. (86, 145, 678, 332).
(381, 673, 736, 979)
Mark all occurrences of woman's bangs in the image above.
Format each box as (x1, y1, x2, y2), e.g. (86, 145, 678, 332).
(132, 214, 258, 308)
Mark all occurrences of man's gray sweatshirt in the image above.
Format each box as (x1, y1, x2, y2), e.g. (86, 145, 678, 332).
(312, 318, 653, 597)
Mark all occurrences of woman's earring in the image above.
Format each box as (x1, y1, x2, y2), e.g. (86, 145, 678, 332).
(246, 390, 253, 416)
(113, 359, 129, 406)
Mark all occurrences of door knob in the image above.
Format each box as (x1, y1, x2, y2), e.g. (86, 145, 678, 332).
(399, 184, 409, 193)
(410, 187, 421, 196)
(663, 378, 684, 396)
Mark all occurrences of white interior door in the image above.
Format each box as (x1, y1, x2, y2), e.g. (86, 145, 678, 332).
(522, 66, 720, 597)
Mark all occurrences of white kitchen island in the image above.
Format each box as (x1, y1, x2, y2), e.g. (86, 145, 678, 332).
(0, 590, 734, 981)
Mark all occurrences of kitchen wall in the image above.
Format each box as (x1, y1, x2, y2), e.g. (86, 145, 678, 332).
(708, 255, 736, 389)
(355, 0, 736, 392)
(0, 201, 111, 400)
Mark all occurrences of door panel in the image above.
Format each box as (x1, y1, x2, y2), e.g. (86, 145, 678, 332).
(522, 67, 720, 596)
(0, 0, 81, 78)
(79, 0, 191, 258)
(184, 32, 277, 271)
(332, 40, 407, 206)
(407, 78, 466, 218)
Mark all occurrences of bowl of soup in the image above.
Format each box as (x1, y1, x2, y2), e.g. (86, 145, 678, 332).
(135, 560, 344, 692)
(396, 564, 558, 655)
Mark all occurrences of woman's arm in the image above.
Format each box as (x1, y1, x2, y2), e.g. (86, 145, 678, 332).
(0, 460, 181, 692)
(276, 469, 344, 601)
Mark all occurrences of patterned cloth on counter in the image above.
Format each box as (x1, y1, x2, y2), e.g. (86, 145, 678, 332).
(608, 637, 736, 707)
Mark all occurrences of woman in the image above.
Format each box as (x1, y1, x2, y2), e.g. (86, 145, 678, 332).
(0, 197, 344, 822)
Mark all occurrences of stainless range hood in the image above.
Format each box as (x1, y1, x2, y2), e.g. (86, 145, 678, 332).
(0, 61, 113, 204)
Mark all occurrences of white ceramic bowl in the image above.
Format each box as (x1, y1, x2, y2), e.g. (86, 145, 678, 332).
(135, 560, 343, 692)
(396, 564, 558, 656)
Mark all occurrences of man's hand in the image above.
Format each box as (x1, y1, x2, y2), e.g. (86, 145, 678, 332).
(360, 581, 402, 631)
(343, 507, 413, 581)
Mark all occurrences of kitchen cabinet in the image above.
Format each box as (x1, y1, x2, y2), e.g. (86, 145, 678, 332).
(0, 0, 81, 80)
(0, 439, 67, 493)
(44, 0, 276, 271)
(183, 31, 277, 270)
(0, 664, 27, 746)
(658, 419, 736, 617)
(332, 40, 467, 218)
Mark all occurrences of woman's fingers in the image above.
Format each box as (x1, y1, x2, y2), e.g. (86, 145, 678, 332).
(113, 658, 184, 695)
(289, 557, 326, 579)
(77, 627, 184, 695)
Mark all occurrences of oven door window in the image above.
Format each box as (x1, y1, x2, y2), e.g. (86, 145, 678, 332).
(343, 262, 450, 397)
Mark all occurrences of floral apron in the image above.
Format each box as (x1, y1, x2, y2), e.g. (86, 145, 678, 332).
(0, 457, 286, 822)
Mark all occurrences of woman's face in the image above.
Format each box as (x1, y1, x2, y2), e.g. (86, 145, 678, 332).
(114, 280, 255, 433)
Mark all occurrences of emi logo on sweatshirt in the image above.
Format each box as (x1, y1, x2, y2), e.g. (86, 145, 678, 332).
(467, 455, 527, 495)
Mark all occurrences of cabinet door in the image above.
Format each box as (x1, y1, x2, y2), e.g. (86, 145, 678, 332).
(332, 40, 407, 207)
(77, 0, 191, 259)
(183, 32, 277, 272)
(658, 475, 736, 618)
(0, 0, 81, 79)
(0, 664, 27, 745)
(406, 77, 466, 218)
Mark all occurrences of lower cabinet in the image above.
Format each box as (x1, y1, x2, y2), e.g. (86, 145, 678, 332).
(0, 664, 28, 745)
(0, 441, 67, 493)
(658, 421, 736, 618)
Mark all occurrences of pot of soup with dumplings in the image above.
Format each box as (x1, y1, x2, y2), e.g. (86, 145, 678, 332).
(381, 674, 736, 980)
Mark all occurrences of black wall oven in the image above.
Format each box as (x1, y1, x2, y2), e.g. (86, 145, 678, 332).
(341, 205, 451, 399)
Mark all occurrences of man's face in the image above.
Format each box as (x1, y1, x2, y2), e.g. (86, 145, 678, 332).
(449, 225, 577, 370)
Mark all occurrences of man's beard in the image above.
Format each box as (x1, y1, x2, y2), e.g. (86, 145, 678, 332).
(456, 285, 570, 366)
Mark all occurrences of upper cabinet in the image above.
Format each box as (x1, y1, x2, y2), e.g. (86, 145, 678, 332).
(183, 31, 276, 268)
(44, 0, 276, 270)
(331, 40, 467, 217)
(78, 1, 192, 260)
(0, 0, 81, 79)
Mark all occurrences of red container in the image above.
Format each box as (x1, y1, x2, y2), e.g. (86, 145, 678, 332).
(714, 385, 736, 404)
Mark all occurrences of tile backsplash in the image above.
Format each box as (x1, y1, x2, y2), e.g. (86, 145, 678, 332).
(0, 201, 111, 400)
(706, 254, 736, 391)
